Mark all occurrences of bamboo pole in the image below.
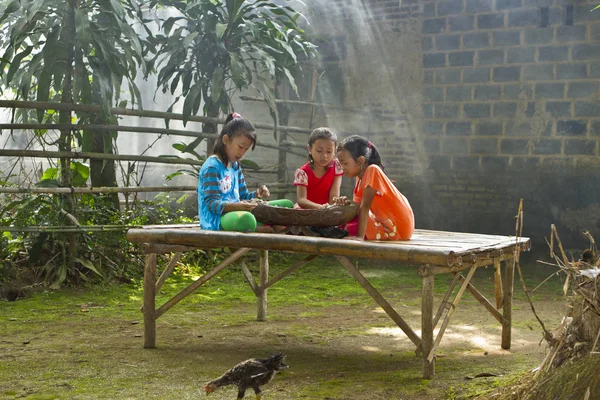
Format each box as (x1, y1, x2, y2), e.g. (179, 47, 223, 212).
(238, 95, 408, 121)
(494, 258, 504, 309)
(143, 253, 157, 348)
(155, 252, 182, 292)
(433, 273, 461, 329)
(0, 225, 134, 233)
(0, 149, 202, 165)
(0, 182, 293, 195)
(0, 99, 312, 134)
(155, 248, 251, 319)
(335, 255, 422, 347)
(127, 228, 463, 265)
(143, 244, 199, 254)
(240, 260, 259, 296)
(501, 258, 515, 350)
(257, 250, 269, 321)
(264, 254, 318, 289)
(456, 273, 506, 325)
(421, 271, 435, 379)
(0, 186, 196, 194)
(427, 265, 477, 363)
(0, 123, 307, 153)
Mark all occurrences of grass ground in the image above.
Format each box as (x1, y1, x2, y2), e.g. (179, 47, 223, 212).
(0, 252, 567, 399)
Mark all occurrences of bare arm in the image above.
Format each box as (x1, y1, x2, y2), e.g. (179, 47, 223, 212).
(296, 185, 323, 209)
(355, 185, 377, 240)
(222, 201, 256, 213)
(328, 175, 342, 204)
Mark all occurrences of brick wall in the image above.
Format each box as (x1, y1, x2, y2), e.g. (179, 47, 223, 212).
(417, 0, 600, 248)
(304, 0, 600, 249)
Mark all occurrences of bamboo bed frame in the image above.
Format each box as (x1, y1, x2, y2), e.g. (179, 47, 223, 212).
(127, 224, 530, 379)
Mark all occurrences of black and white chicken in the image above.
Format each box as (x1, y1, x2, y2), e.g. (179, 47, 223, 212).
(204, 353, 288, 399)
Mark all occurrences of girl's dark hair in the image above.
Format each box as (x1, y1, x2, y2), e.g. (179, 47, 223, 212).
(212, 113, 257, 163)
(307, 127, 338, 167)
(337, 135, 384, 171)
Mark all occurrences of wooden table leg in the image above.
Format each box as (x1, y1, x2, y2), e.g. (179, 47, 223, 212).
(422, 272, 435, 379)
(143, 252, 157, 348)
(257, 250, 269, 321)
(494, 258, 503, 309)
(502, 258, 515, 349)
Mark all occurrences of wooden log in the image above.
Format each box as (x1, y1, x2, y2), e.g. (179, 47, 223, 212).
(335, 255, 421, 347)
(240, 260, 259, 296)
(264, 255, 318, 289)
(456, 273, 506, 325)
(156, 252, 182, 292)
(433, 273, 461, 329)
(502, 259, 515, 349)
(257, 250, 269, 321)
(143, 253, 157, 349)
(421, 272, 435, 379)
(155, 248, 251, 319)
(494, 258, 503, 309)
(427, 265, 477, 363)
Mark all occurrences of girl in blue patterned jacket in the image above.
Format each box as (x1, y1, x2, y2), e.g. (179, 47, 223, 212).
(197, 113, 291, 232)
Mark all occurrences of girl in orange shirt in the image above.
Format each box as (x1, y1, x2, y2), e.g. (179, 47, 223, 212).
(334, 135, 414, 241)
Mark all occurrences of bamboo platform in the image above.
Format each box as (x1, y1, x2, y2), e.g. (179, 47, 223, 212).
(127, 224, 530, 379)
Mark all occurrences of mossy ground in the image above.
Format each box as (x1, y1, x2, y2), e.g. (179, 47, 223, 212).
(0, 252, 565, 399)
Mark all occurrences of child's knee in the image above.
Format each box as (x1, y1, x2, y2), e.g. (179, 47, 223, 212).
(267, 199, 294, 208)
(221, 211, 257, 232)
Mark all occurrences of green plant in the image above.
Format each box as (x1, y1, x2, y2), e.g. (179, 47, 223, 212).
(150, 0, 317, 155)
(0, 0, 150, 194)
(0, 190, 195, 288)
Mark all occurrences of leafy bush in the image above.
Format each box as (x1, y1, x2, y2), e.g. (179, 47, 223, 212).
(0, 191, 195, 289)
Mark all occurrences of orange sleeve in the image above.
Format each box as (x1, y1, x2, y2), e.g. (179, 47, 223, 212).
(361, 166, 387, 197)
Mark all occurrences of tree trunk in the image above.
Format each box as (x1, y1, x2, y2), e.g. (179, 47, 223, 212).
(203, 104, 220, 155)
(89, 120, 120, 209)
(59, 0, 77, 267)
(276, 103, 290, 199)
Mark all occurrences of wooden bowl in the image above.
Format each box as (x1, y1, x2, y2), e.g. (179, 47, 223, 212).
(251, 203, 359, 227)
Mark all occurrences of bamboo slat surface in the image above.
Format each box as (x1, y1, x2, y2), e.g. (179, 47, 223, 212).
(127, 226, 530, 267)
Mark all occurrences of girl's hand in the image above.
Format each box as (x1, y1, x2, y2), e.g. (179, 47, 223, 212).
(332, 196, 350, 205)
(256, 184, 270, 198)
(237, 201, 257, 212)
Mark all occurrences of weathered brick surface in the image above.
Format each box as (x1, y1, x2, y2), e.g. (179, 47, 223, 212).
(524, 64, 554, 80)
(493, 31, 521, 46)
(449, 51, 475, 66)
(464, 103, 491, 118)
(474, 84, 502, 100)
(535, 83, 565, 99)
(546, 101, 572, 118)
(447, 86, 473, 101)
(476, 120, 504, 135)
(494, 102, 518, 117)
(412, 0, 600, 245)
(436, 34, 461, 50)
(557, 64, 588, 80)
(507, 47, 535, 63)
(447, 121, 473, 135)
(477, 49, 505, 65)
(478, 14, 505, 29)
